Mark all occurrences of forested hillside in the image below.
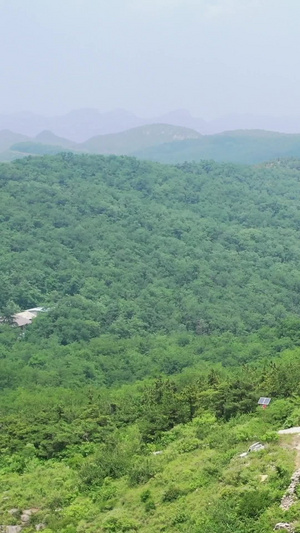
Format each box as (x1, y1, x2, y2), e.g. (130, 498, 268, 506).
(1, 154, 300, 338)
(2, 154, 300, 531)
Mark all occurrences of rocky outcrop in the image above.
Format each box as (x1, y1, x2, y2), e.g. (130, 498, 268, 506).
(0, 527, 22, 533)
(280, 469, 300, 510)
(274, 523, 294, 531)
(0, 508, 42, 533)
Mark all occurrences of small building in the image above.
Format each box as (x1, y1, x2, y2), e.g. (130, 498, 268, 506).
(12, 307, 47, 327)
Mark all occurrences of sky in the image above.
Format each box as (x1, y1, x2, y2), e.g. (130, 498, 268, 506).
(1, 0, 300, 119)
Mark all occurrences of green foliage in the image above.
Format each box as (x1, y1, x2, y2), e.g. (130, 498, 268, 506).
(2, 154, 300, 340)
(1, 154, 300, 532)
(128, 457, 158, 486)
(102, 515, 139, 532)
(162, 485, 183, 502)
(140, 489, 152, 502)
(237, 489, 274, 518)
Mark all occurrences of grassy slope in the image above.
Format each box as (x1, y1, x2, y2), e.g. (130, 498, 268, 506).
(0, 406, 297, 532)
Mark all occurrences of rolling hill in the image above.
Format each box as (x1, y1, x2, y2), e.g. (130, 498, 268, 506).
(1, 124, 201, 161)
(5, 126, 300, 165)
(0, 129, 30, 151)
(134, 130, 300, 164)
(80, 123, 202, 154)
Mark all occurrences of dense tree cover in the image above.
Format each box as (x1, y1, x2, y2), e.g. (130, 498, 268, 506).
(1, 154, 300, 339)
(2, 154, 300, 531)
(0, 319, 297, 390)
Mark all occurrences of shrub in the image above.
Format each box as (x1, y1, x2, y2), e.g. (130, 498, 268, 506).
(175, 437, 200, 454)
(103, 516, 139, 531)
(262, 430, 279, 442)
(162, 485, 183, 502)
(140, 489, 152, 502)
(264, 399, 294, 426)
(237, 489, 273, 518)
(171, 509, 188, 524)
(128, 457, 157, 486)
(145, 499, 156, 513)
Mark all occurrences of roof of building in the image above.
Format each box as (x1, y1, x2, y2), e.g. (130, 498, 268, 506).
(12, 307, 47, 327)
(13, 316, 33, 327)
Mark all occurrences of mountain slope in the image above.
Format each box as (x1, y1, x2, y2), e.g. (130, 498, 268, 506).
(81, 123, 202, 154)
(2, 154, 300, 531)
(34, 129, 77, 148)
(2, 154, 300, 340)
(0, 129, 30, 151)
(134, 130, 300, 164)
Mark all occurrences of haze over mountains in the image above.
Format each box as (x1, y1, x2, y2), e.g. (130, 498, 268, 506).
(4, 125, 300, 166)
(3, 108, 300, 165)
(0, 124, 202, 162)
(2, 108, 300, 142)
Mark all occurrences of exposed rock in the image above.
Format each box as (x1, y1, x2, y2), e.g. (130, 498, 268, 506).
(0, 527, 22, 533)
(248, 442, 265, 453)
(274, 523, 294, 531)
(280, 469, 300, 510)
(21, 508, 39, 523)
(35, 525, 45, 532)
(239, 442, 265, 458)
(20, 513, 30, 523)
(260, 474, 268, 482)
(278, 427, 300, 435)
(152, 451, 163, 455)
(7, 510, 19, 516)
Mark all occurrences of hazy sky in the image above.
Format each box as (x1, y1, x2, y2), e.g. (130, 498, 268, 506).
(1, 0, 300, 119)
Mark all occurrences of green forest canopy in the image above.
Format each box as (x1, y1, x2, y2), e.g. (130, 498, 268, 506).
(1, 154, 300, 340)
(2, 154, 300, 531)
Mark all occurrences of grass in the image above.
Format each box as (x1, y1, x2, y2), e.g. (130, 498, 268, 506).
(0, 409, 297, 532)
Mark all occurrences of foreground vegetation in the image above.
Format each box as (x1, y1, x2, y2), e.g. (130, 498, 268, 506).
(2, 320, 300, 531)
(2, 154, 300, 530)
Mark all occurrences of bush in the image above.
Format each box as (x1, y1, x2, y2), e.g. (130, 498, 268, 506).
(171, 509, 188, 524)
(237, 489, 273, 518)
(175, 437, 200, 454)
(145, 499, 156, 513)
(162, 485, 183, 502)
(128, 458, 157, 486)
(262, 430, 279, 442)
(264, 399, 294, 426)
(140, 489, 152, 502)
(103, 515, 139, 531)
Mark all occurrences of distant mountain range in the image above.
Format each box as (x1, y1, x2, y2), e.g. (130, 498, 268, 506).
(0, 124, 201, 161)
(133, 129, 300, 165)
(1, 108, 300, 142)
(3, 124, 300, 165)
